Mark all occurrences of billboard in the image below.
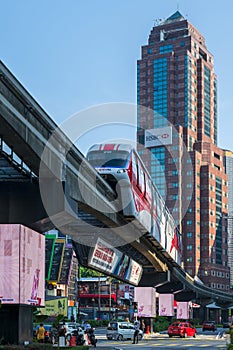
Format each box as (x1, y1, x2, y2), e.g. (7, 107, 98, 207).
(45, 234, 56, 280)
(0, 224, 45, 306)
(134, 287, 156, 317)
(145, 126, 172, 148)
(177, 302, 190, 319)
(38, 297, 67, 316)
(49, 239, 65, 282)
(159, 294, 174, 316)
(88, 238, 142, 285)
(117, 284, 134, 299)
(59, 244, 73, 284)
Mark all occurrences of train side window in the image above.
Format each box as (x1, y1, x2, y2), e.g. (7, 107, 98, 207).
(155, 191, 162, 220)
(132, 153, 137, 184)
(145, 175, 152, 202)
(137, 162, 145, 193)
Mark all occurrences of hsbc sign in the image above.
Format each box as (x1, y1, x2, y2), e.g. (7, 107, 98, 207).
(145, 126, 172, 148)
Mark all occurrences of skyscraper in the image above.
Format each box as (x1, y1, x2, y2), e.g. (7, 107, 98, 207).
(137, 11, 230, 290)
(224, 150, 233, 288)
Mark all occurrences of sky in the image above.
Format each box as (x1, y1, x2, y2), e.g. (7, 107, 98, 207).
(1, 0, 233, 154)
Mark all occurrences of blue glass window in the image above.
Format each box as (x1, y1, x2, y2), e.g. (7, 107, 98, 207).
(159, 45, 173, 54)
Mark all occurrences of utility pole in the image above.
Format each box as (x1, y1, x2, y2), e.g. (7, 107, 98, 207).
(98, 272, 101, 320)
(109, 279, 112, 321)
(77, 264, 80, 321)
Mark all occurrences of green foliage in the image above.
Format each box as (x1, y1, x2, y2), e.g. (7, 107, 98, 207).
(153, 316, 169, 332)
(79, 267, 103, 277)
(86, 319, 109, 328)
(52, 314, 65, 327)
(191, 318, 201, 326)
(230, 328, 233, 344)
(33, 314, 48, 324)
(226, 328, 233, 349)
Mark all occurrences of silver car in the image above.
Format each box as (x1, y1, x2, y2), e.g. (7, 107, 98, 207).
(106, 321, 143, 341)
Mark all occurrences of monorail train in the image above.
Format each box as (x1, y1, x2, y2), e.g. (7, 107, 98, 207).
(86, 143, 182, 265)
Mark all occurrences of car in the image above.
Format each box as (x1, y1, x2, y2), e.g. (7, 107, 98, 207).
(202, 321, 217, 331)
(106, 321, 144, 341)
(167, 321, 197, 338)
(33, 324, 58, 343)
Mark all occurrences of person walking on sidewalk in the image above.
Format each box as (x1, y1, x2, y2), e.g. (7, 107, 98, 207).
(36, 323, 45, 343)
(132, 320, 140, 344)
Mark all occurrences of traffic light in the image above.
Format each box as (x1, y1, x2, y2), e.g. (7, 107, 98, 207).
(133, 301, 138, 313)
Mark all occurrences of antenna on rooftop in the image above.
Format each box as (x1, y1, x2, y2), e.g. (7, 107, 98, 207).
(154, 18, 162, 26)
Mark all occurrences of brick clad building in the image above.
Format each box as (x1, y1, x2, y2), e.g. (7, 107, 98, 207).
(137, 11, 230, 290)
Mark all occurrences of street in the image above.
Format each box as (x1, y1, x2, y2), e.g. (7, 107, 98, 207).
(94, 328, 228, 349)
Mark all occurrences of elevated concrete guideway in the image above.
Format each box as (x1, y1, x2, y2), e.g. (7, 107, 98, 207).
(0, 61, 118, 232)
(0, 60, 233, 305)
(0, 60, 167, 271)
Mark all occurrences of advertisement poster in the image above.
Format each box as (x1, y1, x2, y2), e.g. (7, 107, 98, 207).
(59, 244, 73, 284)
(45, 234, 56, 280)
(49, 239, 65, 282)
(88, 238, 142, 285)
(177, 301, 190, 319)
(145, 126, 172, 148)
(88, 237, 122, 273)
(159, 294, 174, 316)
(0, 224, 45, 306)
(39, 297, 67, 316)
(134, 287, 156, 317)
(118, 284, 134, 299)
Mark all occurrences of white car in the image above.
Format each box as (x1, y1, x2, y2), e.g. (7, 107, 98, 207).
(59, 322, 84, 338)
(106, 321, 144, 341)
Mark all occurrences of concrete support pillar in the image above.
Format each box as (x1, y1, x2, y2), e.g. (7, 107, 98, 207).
(0, 304, 33, 344)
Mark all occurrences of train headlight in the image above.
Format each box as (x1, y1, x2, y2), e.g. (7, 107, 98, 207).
(117, 169, 127, 173)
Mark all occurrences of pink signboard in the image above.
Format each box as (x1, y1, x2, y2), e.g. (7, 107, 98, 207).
(159, 294, 174, 316)
(134, 287, 156, 317)
(177, 302, 190, 319)
(0, 224, 45, 306)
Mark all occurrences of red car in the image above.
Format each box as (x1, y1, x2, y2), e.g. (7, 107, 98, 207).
(168, 321, 197, 338)
(202, 321, 217, 331)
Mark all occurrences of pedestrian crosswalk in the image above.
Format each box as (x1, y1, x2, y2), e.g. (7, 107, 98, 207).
(103, 339, 226, 348)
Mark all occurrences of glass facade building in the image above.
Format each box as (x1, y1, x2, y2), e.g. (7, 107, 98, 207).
(137, 11, 230, 289)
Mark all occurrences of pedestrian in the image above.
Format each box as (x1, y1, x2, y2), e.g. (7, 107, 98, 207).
(141, 319, 146, 333)
(36, 323, 45, 343)
(83, 320, 91, 332)
(58, 322, 67, 346)
(132, 320, 140, 344)
(83, 321, 91, 345)
(59, 322, 67, 337)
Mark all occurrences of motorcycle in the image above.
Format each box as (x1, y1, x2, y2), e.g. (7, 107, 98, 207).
(76, 332, 85, 346)
(86, 328, 97, 347)
(66, 327, 85, 346)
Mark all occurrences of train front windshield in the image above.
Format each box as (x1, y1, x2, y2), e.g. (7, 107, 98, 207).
(87, 150, 129, 168)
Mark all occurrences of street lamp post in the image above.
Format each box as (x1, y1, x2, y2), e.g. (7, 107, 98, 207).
(92, 297, 95, 319)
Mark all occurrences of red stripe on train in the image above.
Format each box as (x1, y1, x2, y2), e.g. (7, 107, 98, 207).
(103, 144, 115, 150)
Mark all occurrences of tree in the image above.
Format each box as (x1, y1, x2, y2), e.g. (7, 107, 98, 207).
(79, 267, 103, 277)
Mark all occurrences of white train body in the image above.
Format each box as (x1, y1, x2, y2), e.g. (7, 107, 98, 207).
(86, 143, 182, 265)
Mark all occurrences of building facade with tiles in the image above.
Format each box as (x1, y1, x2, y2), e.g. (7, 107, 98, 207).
(137, 11, 230, 290)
